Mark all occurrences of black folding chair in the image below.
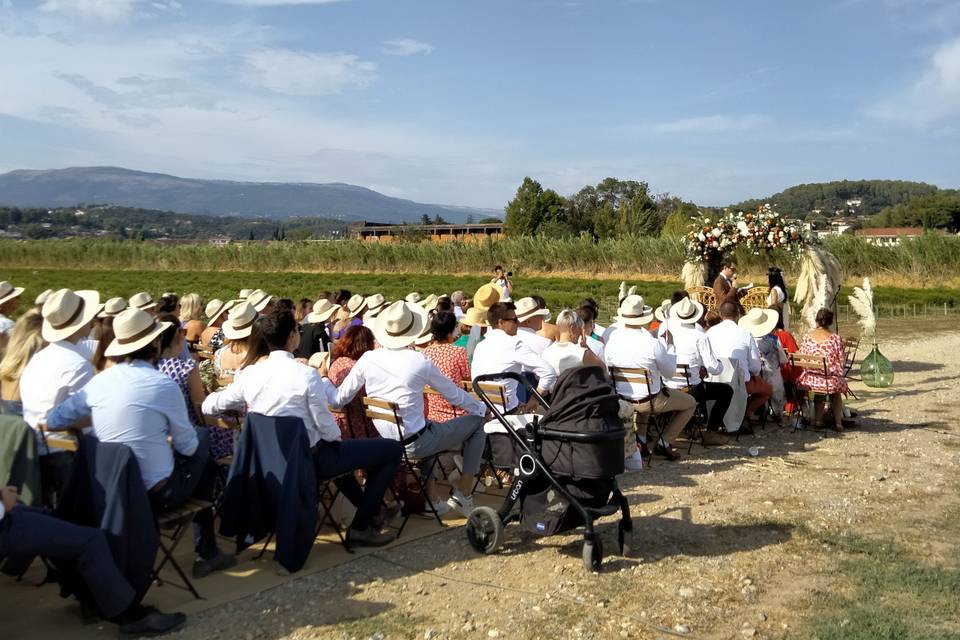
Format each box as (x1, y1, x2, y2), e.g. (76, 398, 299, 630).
(609, 366, 669, 466)
(676, 364, 708, 453)
(152, 499, 213, 600)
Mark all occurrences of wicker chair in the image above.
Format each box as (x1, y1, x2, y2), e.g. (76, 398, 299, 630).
(688, 286, 717, 310)
(741, 287, 770, 311)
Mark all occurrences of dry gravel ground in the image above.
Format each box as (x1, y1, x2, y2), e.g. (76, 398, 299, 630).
(170, 328, 960, 640)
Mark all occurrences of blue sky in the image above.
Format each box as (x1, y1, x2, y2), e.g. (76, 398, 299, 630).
(0, 0, 958, 209)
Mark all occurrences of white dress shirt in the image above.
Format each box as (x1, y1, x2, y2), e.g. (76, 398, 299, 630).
(471, 329, 558, 411)
(604, 327, 676, 399)
(203, 350, 341, 447)
(707, 319, 761, 383)
(0, 314, 13, 336)
(601, 321, 622, 344)
(46, 360, 198, 490)
(331, 348, 484, 440)
(585, 334, 605, 361)
(516, 327, 552, 355)
(665, 323, 723, 389)
(20, 340, 96, 453)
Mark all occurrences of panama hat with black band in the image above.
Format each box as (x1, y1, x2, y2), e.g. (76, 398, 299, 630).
(614, 294, 654, 327)
(373, 300, 429, 349)
(41, 289, 104, 342)
(222, 301, 259, 340)
(97, 297, 128, 319)
(103, 308, 172, 358)
(129, 291, 157, 311)
(0, 281, 25, 306)
(307, 299, 339, 324)
(668, 297, 705, 326)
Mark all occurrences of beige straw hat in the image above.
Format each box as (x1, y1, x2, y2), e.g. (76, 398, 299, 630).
(653, 299, 672, 323)
(205, 298, 235, 325)
(364, 294, 388, 317)
(223, 301, 259, 340)
(0, 281, 25, 306)
(614, 295, 654, 327)
(98, 297, 128, 319)
(41, 289, 103, 342)
(414, 324, 434, 347)
(34, 288, 53, 307)
(129, 291, 157, 311)
(669, 297, 705, 325)
(404, 292, 422, 304)
(373, 300, 429, 349)
(346, 293, 368, 319)
(738, 307, 779, 338)
(515, 297, 550, 323)
(472, 284, 500, 310)
(307, 299, 339, 323)
(460, 306, 488, 327)
(420, 293, 439, 313)
(246, 289, 273, 312)
(103, 308, 171, 357)
(238, 288, 253, 299)
(307, 351, 330, 371)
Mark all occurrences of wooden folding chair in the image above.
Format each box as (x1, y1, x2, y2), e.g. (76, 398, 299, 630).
(460, 380, 510, 493)
(152, 499, 213, 600)
(842, 337, 861, 399)
(788, 353, 838, 435)
(363, 397, 445, 538)
(609, 366, 668, 465)
(676, 364, 707, 453)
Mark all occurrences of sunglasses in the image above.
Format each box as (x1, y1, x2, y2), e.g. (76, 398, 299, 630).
(502, 316, 519, 323)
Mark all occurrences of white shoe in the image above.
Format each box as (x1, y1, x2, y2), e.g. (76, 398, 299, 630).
(624, 450, 644, 472)
(416, 498, 451, 519)
(446, 490, 475, 517)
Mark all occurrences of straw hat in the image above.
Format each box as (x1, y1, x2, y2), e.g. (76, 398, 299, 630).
(515, 297, 550, 323)
(346, 294, 368, 319)
(654, 299, 672, 323)
(404, 292, 422, 304)
(669, 297, 705, 325)
(472, 283, 500, 310)
(34, 289, 53, 307)
(129, 291, 156, 311)
(0, 281, 25, 306)
(307, 299, 338, 323)
(204, 298, 235, 325)
(614, 295, 654, 327)
(459, 306, 488, 327)
(365, 293, 388, 315)
(738, 307, 779, 338)
(307, 351, 330, 371)
(41, 289, 103, 342)
(373, 300, 429, 349)
(246, 289, 273, 312)
(420, 293, 439, 313)
(222, 301, 258, 340)
(98, 297, 128, 319)
(414, 324, 434, 347)
(103, 308, 171, 357)
(238, 289, 253, 299)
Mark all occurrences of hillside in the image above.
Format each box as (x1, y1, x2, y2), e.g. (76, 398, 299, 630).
(0, 167, 499, 224)
(732, 179, 942, 219)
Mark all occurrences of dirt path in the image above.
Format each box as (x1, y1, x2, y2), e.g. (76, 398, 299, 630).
(172, 331, 960, 640)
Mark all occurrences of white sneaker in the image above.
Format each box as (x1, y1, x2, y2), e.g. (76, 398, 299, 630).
(446, 490, 475, 517)
(416, 498, 451, 519)
(624, 450, 644, 472)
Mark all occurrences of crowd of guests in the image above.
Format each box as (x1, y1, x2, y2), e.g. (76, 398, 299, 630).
(0, 264, 853, 636)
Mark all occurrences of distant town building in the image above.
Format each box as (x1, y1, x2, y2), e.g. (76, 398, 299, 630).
(209, 235, 232, 246)
(846, 199, 863, 208)
(855, 227, 922, 246)
(349, 221, 503, 243)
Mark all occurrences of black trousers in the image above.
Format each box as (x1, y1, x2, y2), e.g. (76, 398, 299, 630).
(148, 429, 219, 559)
(0, 506, 136, 618)
(688, 381, 734, 431)
(314, 438, 402, 531)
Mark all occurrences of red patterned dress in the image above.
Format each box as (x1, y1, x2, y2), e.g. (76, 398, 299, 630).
(797, 333, 849, 395)
(328, 356, 378, 439)
(422, 343, 471, 423)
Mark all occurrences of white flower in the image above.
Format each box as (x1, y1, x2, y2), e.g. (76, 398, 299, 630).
(712, 228, 721, 237)
(697, 233, 706, 242)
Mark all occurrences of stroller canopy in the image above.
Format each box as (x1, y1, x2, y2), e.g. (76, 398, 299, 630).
(540, 365, 623, 434)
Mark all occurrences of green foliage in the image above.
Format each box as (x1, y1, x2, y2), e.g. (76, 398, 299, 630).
(504, 177, 547, 236)
(733, 179, 941, 218)
(661, 211, 692, 238)
(867, 192, 960, 231)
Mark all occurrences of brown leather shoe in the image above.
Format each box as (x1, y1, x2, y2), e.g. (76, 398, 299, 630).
(346, 526, 395, 547)
(701, 431, 729, 447)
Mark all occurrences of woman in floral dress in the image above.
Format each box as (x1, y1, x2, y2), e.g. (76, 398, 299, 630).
(327, 325, 378, 439)
(421, 312, 471, 423)
(797, 308, 849, 431)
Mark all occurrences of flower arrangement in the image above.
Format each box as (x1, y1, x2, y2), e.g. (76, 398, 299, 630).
(685, 204, 813, 262)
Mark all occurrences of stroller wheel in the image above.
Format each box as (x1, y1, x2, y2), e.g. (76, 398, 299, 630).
(617, 521, 634, 557)
(582, 539, 603, 572)
(466, 506, 504, 555)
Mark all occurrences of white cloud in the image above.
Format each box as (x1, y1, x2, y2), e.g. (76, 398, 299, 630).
(39, 0, 136, 21)
(647, 114, 768, 134)
(244, 49, 377, 96)
(380, 38, 435, 57)
(867, 36, 960, 126)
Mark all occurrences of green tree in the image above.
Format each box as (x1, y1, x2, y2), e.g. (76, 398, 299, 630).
(432, 214, 448, 225)
(504, 177, 546, 236)
(419, 214, 432, 225)
(661, 211, 692, 238)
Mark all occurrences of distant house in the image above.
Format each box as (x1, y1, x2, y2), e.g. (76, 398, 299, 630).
(855, 227, 923, 247)
(846, 199, 863, 208)
(209, 235, 232, 246)
(349, 221, 503, 243)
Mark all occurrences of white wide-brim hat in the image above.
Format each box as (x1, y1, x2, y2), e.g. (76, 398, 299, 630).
(514, 296, 550, 323)
(365, 293, 388, 315)
(739, 307, 779, 338)
(346, 293, 368, 319)
(308, 351, 330, 370)
(307, 299, 339, 323)
(41, 289, 103, 342)
(34, 288, 53, 307)
(223, 301, 259, 340)
(246, 289, 273, 312)
(405, 292, 422, 304)
(614, 294, 654, 327)
(98, 297, 128, 319)
(205, 298, 235, 325)
(654, 299, 672, 323)
(420, 293, 440, 313)
(238, 289, 253, 299)
(414, 324, 434, 347)
(129, 291, 157, 311)
(104, 308, 172, 357)
(0, 281, 25, 306)
(669, 297, 705, 325)
(373, 300, 429, 349)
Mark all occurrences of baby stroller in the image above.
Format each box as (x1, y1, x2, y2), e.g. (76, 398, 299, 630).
(466, 366, 633, 571)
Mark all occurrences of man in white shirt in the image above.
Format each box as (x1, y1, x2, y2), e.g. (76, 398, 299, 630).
(577, 306, 605, 361)
(707, 302, 772, 430)
(604, 295, 696, 462)
(48, 308, 235, 579)
(331, 301, 486, 517)
(205, 310, 402, 547)
(513, 297, 553, 355)
(663, 298, 732, 446)
(471, 302, 557, 413)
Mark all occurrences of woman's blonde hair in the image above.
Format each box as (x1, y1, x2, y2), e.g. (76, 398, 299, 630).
(0, 310, 45, 384)
(555, 308, 583, 339)
(180, 293, 203, 322)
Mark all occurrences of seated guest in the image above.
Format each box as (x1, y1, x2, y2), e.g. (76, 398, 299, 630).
(204, 311, 400, 546)
(472, 302, 557, 413)
(656, 290, 694, 339)
(21, 289, 101, 502)
(331, 294, 367, 341)
(513, 297, 553, 355)
(0, 280, 25, 356)
(663, 298, 731, 446)
(604, 295, 696, 461)
(740, 308, 787, 421)
(330, 301, 486, 517)
(704, 309, 723, 329)
(296, 299, 337, 358)
(577, 306, 605, 360)
(81, 297, 127, 361)
(0, 486, 186, 636)
(422, 312, 471, 423)
(46, 308, 236, 578)
(246, 289, 274, 313)
(450, 291, 466, 320)
(530, 295, 560, 341)
(773, 312, 800, 413)
(327, 325, 379, 439)
(361, 294, 389, 329)
(200, 298, 234, 352)
(179, 293, 206, 348)
(213, 302, 259, 379)
(0, 310, 44, 416)
(579, 297, 604, 336)
(708, 302, 771, 429)
(295, 297, 312, 325)
(156, 293, 179, 316)
(797, 308, 849, 431)
(91, 315, 119, 372)
(34, 289, 53, 310)
(542, 309, 605, 375)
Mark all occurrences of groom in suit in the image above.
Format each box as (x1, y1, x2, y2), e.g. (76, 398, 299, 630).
(713, 261, 748, 305)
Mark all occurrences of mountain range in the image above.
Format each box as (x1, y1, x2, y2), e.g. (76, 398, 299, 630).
(0, 167, 500, 224)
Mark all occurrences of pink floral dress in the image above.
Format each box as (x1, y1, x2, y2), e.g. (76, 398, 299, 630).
(422, 343, 470, 423)
(797, 333, 849, 395)
(328, 357, 378, 439)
